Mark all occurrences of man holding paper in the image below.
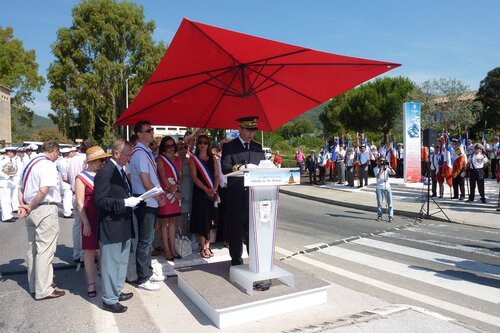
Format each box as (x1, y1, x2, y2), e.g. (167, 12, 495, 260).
(129, 121, 166, 291)
(94, 139, 140, 313)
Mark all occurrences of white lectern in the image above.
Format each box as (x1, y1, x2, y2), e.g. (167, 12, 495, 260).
(229, 164, 301, 294)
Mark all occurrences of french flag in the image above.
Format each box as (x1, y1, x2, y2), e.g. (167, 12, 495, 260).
(441, 133, 453, 186)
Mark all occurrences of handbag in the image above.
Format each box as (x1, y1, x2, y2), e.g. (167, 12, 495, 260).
(175, 228, 193, 258)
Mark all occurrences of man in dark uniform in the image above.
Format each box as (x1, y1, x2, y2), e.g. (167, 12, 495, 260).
(221, 116, 265, 266)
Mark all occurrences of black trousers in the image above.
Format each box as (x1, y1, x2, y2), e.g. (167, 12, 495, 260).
(396, 159, 404, 178)
(308, 168, 316, 184)
(492, 158, 498, 179)
(227, 185, 249, 263)
(430, 169, 437, 196)
(469, 169, 485, 200)
(452, 175, 465, 198)
(318, 166, 325, 183)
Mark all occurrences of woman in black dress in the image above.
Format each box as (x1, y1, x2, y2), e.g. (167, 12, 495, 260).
(189, 135, 220, 258)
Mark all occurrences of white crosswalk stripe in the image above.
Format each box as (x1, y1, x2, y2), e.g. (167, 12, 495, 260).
(276, 246, 500, 328)
(321, 243, 500, 303)
(279, 228, 500, 330)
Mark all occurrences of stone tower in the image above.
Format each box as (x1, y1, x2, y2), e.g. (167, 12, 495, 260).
(0, 84, 12, 145)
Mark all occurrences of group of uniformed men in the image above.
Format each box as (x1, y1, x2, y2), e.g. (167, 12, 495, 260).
(0, 144, 78, 222)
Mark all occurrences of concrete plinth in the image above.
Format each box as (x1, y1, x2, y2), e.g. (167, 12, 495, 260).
(175, 260, 329, 329)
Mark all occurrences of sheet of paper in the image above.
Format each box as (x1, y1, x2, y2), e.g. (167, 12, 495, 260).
(139, 186, 164, 200)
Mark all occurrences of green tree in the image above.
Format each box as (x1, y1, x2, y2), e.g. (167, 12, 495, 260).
(322, 76, 414, 142)
(475, 67, 500, 131)
(408, 77, 481, 133)
(48, 0, 166, 146)
(0, 26, 45, 129)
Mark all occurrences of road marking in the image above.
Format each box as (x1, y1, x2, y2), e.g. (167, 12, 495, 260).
(383, 232, 500, 257)
(319, 245, 500, 303)
(352, 237, 500, 277)
(276, 246, 500, 328)
(90, 279, 120, 333)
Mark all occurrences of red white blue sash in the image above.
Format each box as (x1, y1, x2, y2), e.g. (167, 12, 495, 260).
(187, 151, 215, 189)
(21, 155, 49, 190)
(132, 146, 156, 170)
(76, 170, 94, 190)
(159, 155, 179, 183)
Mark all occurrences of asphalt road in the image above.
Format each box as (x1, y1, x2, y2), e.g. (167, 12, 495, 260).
(0, 195, 499, 332)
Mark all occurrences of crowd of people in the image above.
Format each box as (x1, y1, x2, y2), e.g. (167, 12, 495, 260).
(298, 141, 406, 187)
(295, 135, 500, 219)
(0, 116, 267, 314)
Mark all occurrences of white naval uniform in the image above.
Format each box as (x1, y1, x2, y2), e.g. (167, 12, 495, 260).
(56, 156, 73, 217)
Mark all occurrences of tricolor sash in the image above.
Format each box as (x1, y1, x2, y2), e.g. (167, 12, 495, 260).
(159, 155, 179, 183)
(76, 170, 94, 190)
(187, 151, 220, 203)
(21, 155, 49, 190)
(132, 146, 156, 170)
(187, 151, 215, 189)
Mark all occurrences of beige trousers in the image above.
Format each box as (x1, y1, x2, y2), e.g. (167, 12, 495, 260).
(26, 205, 59, 299)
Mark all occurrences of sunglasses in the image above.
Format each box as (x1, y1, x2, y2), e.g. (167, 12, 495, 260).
(197, 141, 209, 145)
(165, 143, 175, 148)
(178, 145, 188, 150)
(142, 128, 154, 133)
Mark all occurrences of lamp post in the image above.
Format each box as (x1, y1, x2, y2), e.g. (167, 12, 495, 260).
(125, 76, 132, 140)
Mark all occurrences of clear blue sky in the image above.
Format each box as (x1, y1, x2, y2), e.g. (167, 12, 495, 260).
(1, 0, 499, 117)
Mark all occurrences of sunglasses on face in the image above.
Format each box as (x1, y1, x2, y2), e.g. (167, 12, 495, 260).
(178, 145, 188, 150)
(197, 141, 209, 145)
(165, 143, 175, 148)
(142, 128, 154, 133)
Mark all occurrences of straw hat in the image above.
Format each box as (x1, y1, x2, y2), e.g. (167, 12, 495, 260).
(86, 146, 111, 162)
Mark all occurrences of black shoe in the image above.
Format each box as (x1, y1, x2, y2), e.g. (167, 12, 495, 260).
(451, 197, 458, 200)
(2, 218, 16, 222)
(231, 258, 243, 266)
(431, 194, 436, 197)
(459, 197, 464, 200)
(480, 198, 486, 203)
(466, 199, 474, 202)
(103, 302, 127, 313)
(119, 292, 133, 302)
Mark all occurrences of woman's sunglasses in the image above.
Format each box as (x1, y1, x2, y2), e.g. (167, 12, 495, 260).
(197, 141, 209, 145)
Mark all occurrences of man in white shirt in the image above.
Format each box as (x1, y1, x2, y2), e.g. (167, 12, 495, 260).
(336, 144, 346, 184)
(373, 156, 396, 223)
(357, 144, 371, 187)
(129, 120, 166, 291)
(18, 140, 66, 300)
(467, 144, 489, 203)
(56, 148, 73, 218)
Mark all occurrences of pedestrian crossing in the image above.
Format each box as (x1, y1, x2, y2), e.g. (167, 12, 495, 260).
(277, 223, 500, 331)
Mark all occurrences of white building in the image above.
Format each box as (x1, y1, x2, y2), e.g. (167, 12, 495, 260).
(152, 125, 188, 141)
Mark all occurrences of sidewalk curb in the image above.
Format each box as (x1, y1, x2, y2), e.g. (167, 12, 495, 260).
(280, 188, 436, 221)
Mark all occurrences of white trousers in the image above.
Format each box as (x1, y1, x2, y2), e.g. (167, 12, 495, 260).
(0, 185, 13, 221)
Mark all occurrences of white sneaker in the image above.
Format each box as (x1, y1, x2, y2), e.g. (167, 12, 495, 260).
(150, 273, 165, 282)
(137, 280, 160, 291)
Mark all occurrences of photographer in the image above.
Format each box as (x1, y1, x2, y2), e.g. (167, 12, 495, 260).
(373, 156, 396, 223)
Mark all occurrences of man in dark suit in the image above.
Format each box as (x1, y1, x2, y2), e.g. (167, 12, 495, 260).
(221, 116, 265, 266)
(94, 140, 141, 313)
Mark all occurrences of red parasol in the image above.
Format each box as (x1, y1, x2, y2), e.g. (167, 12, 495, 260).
(115, 18, 400, 131)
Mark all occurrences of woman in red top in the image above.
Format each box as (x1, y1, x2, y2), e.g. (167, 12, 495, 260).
(75, 146, 111, 297)
(157, 136, 183, 261)
(273, 151, 282, 168)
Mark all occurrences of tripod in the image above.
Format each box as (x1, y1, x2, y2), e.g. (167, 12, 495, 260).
(416, 159, 451, 223)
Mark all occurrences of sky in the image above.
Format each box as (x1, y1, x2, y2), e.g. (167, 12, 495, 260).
(1, 0, 499, 118)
